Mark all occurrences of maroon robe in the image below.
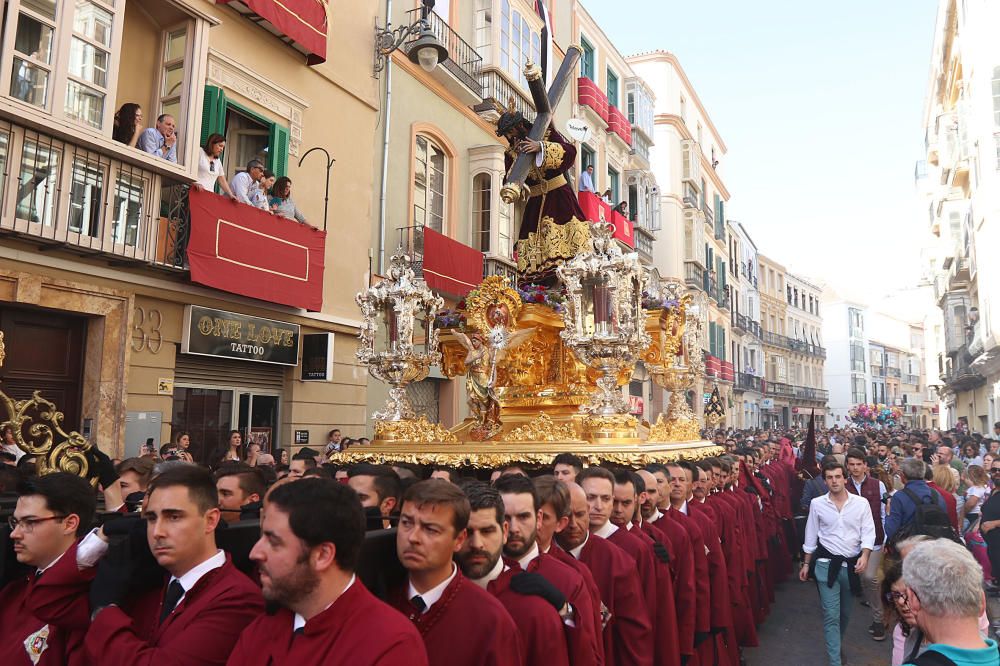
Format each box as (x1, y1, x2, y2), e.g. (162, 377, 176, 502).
(649, 511, 697, 660)
(389, 571, 523, 666)
(664, 508, 711, 653)
(1, 541, 93, 666)
(522, 551, 604, 666)
(86, 555, 264, 666)
(575, 535, 653, 666)
(227, 579, 426, 665)
(707, 491, 758, 648)
(488, 567, 569, 666)
(688, 501, 737, 666)
(617, 524, 681, 666)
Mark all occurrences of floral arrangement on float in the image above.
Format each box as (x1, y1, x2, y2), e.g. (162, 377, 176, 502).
(641, 292, 680, 312)
(848, 403, 903, 426)
(432, 284, 566, 330)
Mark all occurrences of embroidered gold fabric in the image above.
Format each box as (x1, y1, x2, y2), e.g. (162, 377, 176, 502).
(541, 141, 566, 171)
(516, 216, 592, 274)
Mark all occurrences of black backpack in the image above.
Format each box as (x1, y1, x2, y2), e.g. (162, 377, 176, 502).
(909, 649, 957, 665)
(900, 487, 950, 531)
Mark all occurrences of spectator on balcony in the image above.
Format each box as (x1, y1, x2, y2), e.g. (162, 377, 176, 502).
(137, 113, 178, 163)
(230, 159, 265, 208)
(269, 177, 308, 224)
(253, 169, 276, 211)
(578, 164, 596, 193)
(601, 189, 613, 205)
(195, 133, 235, 198)
(112, 103, 143, 148)
(614, 201, 629, 218)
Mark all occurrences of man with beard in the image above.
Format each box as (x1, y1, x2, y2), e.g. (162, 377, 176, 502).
(610, 470, 680, 666)
(642, 465, 697, 663)
(389, 480, 522, 666)
(495, 474, 603, 666)
(456, 483, 569, 666)
(228, 479, 425, 665)
(557, 479, 652, 666)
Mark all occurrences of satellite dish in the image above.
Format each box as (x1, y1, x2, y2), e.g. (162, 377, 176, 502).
(565, 118, 592, 143)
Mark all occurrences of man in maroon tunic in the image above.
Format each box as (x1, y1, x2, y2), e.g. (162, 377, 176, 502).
(496, 474, 604, 666)
(389, 480, 523, 666)
(227, 478, 425, 665)
(82, 465, 264, 665)
(557, 481, 652, 666)
(456, 482, 569, 666)
(609, 469, 681, 666)
(0, 473, 96, 666)
(497, 110, 591, 279)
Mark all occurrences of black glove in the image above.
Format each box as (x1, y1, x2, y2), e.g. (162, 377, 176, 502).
(652, 540, 670, 565)
(89, 536, 134, 612)
(85, 446, 118, 489)
(509, 571, 566, 612)
(100, 514, 164, 594)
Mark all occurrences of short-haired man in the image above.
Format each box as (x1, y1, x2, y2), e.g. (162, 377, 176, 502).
(578, 164, 596, 193)
(228, 478, 427, 665)
(390, 479, 522, 665)
(86, 465, 264, 664)
(230, 160, 265, 208)
(457, 482, 569, 666)
(844, 448, 887, 641)
(884, 458, 947, 541)
(901, 539, 997, 665)
(289, 452, 317, 479)
(552, 453, 583, 484)
(494, 474, 602, 666)
(800, 461, 875, 666)
(215, 463, 265, 521)
(556, 479, 652, 666)
(428, 466, 459, 483)
(347, 463, 401, 529)
(137, 114, 178, 162)
(0, 473, 97, 665)
(114, 456, 155, 510)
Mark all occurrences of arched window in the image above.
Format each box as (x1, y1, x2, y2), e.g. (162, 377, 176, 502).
(473, 173, 491, 252)
(413, 134, 447, 232)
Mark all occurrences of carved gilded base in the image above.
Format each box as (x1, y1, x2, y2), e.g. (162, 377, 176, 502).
(372, 417, 458, 444)
(647, 413, 701, 443)
(582, 414, 640, 443)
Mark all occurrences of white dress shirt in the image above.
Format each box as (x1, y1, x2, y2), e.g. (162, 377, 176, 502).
(592, 521, 618, 539)
(518, 541, 540, 570)
(470, 557, 506, 590)
(293, 574, 355, 631)
(803, 492, 876, 559)
(569, 533, 589, 559)
(230, 171, 260, 207)
(171, 549, 227, 607)
(407, 562, 457, 614)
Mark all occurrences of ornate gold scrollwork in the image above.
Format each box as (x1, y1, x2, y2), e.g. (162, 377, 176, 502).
(0, 390, 93, 482)
(372, 417, 458, 444)
(506, 413, 580, 442)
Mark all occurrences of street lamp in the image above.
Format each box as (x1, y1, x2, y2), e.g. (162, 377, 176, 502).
(373, 0, 450, 276)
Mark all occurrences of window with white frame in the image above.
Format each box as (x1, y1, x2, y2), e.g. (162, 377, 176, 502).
(472, 172, 491, 253)
(473, 0, 492, 65)
(4, 0, 121, 130)
(500, 0, 540, 90)
(413, 134, 447, 233)
(159, 27, 187, 124)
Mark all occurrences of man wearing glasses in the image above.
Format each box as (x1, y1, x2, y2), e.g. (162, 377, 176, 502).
(976, 462, 1000, 588)
(0, 472, 100, 665)
(230, 160, 266, 208)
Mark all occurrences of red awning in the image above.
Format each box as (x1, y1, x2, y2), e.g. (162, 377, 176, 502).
(218, 0, 328, 65)
(187, 188, 326, 311)
(422, 227, 484, 297)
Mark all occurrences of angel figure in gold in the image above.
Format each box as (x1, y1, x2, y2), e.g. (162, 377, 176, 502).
(453, 326, 535, 440)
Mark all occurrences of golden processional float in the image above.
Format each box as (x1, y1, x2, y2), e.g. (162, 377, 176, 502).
(341, 221, 722, 470)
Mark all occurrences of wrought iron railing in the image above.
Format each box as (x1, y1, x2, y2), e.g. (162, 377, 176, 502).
(737, 372, 763, 392)
(684, 261, 703, 288)
(483, 255, 518, 283)
(406, 9, 483, 97)
(479, 68, 534, 121)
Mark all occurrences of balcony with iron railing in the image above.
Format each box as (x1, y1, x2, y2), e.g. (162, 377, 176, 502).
(737, 372, 763, 392)
(902, 373, 920, 385)
(682, 182, 699, 209)
(887, 367, 902, 378)
(483, 255, 518, 283)
(405, 8, 484, 99)
(479, 69, 534, 122)
(685, 262, 704, 290)
(761, 329, 825, 358)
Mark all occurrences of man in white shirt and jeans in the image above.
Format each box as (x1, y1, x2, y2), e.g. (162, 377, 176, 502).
(801, 460, 876, 666)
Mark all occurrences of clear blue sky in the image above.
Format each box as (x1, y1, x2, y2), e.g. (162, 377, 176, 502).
(584, 0, 939, 296)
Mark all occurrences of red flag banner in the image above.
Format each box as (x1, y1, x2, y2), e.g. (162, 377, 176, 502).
(217, 0, 328, 64)
(421, 227, 484, 297)
(187, 188, 326, 311)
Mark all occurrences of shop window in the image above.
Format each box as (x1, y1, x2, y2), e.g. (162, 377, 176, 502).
(413, 134, 447, 232)
(200, 85, 290, 177)
(473, 172, 491, 253)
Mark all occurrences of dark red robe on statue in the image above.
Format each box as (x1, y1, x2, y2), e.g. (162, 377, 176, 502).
(488, 567, 569, 666)
(521, 551, 604, 666)
(227, 580, 427, 665)
(389, 572, 524, 666)
(575, 535, 653, 666)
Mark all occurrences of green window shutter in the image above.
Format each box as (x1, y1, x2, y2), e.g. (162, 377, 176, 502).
(200, 85, 227, 147)
(709, 323, 717, 357)
(720, 328, 726, 361)
(268, 124, 290, 177)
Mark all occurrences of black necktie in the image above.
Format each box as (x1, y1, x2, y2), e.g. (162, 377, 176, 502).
(160, 580, 185, 624)
(410, 595, 427, 614)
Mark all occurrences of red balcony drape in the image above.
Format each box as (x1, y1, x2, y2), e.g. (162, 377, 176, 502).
(217, 0, 328, 64)
(422, 227, 484, 296)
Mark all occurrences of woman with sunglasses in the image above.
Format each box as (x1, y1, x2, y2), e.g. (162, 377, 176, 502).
(882, 560, 919, 665)
(194, 133, 235, 198)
